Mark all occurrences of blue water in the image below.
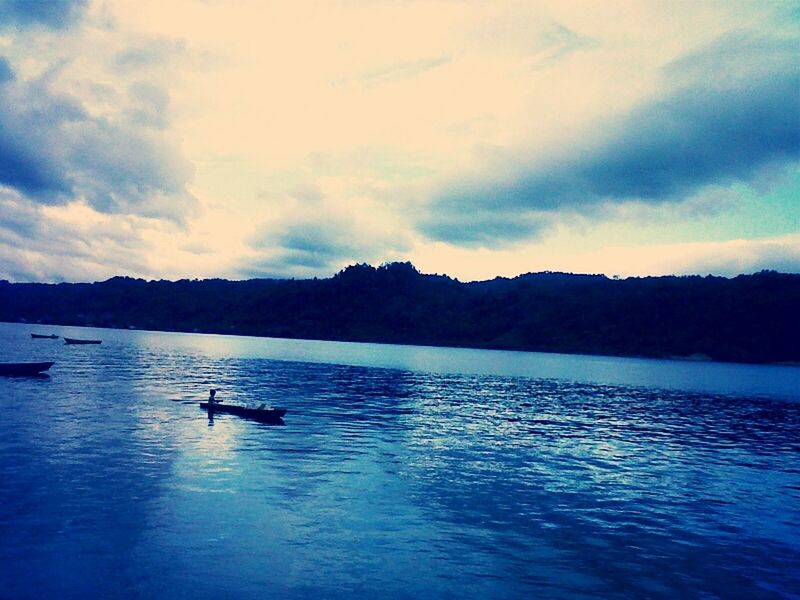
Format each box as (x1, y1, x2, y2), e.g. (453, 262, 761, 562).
(1, 322, 799, 599)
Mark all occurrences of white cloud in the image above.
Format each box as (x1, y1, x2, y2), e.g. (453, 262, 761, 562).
(0, 0, 797, 281)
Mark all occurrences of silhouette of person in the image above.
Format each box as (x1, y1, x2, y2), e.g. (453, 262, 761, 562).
(207, 388, 221, 422)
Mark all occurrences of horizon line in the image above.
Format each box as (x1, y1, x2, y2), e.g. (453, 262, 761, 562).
(2, 262, 796, 286)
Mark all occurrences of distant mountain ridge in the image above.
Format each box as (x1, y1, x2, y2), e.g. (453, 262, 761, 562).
(1, 262, 798, 364)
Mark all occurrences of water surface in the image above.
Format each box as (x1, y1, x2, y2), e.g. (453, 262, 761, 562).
(1, 322, 798, 599)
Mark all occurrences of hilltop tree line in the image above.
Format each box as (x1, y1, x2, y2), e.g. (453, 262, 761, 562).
(1, 262, 798, 364)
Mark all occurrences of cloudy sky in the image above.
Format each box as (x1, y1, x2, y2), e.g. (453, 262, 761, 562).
(0, 0, 798, 282)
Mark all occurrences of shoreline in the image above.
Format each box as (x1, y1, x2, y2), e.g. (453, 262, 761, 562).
(12, 319, 800, 369)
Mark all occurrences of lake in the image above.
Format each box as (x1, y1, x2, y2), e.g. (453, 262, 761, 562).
(1, 321, 799, 599)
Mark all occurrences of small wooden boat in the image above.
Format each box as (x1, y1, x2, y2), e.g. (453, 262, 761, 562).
(0, 361, 55, 375)
(31, 333, 59, 339)
(200, 402, 286, 423)
(64, 338, 102, 345)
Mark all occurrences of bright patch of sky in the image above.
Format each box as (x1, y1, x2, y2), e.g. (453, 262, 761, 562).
(0, 0, 797, 282)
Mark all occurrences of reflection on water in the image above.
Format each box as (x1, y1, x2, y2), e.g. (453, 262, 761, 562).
(0, 322, 799, 599)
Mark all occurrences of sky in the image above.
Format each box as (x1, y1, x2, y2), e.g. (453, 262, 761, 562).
(0, 0, 798, 283)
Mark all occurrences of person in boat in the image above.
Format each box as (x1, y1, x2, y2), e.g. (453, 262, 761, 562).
(208, 389, 222, 406)
(206, 389, 222, 422)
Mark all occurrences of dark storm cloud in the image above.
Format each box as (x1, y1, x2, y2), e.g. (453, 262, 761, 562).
(0, 56, 13, 82)
(249, 217, 368, 271)
(422, 209, 549, 247)
(0, 0, 87, 29)
(421, 33, 800, 246)
(245, 209, 411, 277)
(0, 60, 80, 198)
(0, 59, 196, 221)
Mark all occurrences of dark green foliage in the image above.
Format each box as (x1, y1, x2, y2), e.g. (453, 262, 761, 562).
(1, 264, 798, 363)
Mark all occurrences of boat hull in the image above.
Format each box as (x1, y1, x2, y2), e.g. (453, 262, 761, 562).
(31, 334, 59, 339)
(200, 402, 286, 422)
(64, 338, 102, 345)
(0, 361, 55, 376)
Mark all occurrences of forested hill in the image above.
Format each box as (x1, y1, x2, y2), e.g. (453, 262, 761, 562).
(1, 262, 798, 364)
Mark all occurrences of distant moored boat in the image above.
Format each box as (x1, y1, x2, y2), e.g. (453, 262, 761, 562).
(0, 361, 55, 375)
(31, 333, 59, 339)
(64, 338, 102, 345)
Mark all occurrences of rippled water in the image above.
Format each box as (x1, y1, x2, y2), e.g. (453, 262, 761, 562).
(1, 322, 799, 599)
